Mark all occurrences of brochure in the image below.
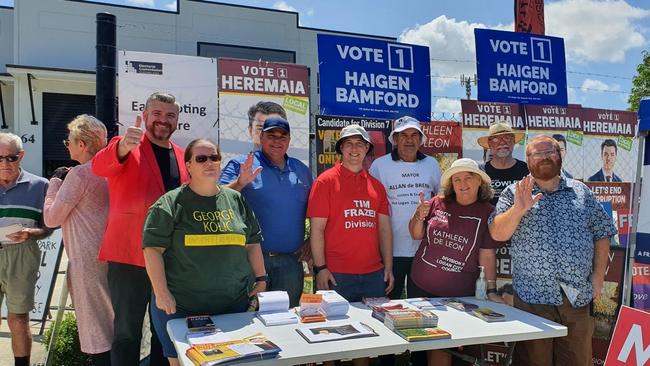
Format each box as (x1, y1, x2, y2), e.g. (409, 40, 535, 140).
(296, 321, 378, 343)
(256, 291, 299, 326)
(471, 308, 506, 322)
(405, 297, 445, 310)
(0, 224, 23, 240)
(185, 333, 281, 365)
(187, 315, 217, 335)
(395, 327, 452, 342)
(442, 298, 479, 312)
(316, 290, 349, 317)
(187, 332, 230, 346)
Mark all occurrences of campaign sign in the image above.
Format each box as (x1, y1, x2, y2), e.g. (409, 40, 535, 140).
(317, 34, 431, 120)
(475, 28, 567, 106)
(604, 306, 650, 366)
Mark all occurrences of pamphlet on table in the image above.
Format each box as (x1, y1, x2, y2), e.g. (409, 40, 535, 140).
(185, 333, 281, 365)
(316, 290, 349, 317)
(395, 327, 452, 341)
(296, 321, 378, 343)
(256, 291, 299, 326)
(298, 294, 326, 323)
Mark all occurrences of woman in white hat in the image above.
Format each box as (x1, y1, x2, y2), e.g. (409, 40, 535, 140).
(407, 158, 503, 366)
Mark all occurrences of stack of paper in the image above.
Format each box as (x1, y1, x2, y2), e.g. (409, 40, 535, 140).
(383, 309, 438, 330)
(299, 294, 326, 323)
(187, 331, 229, 346)
(361, 296, 391, 307)
(256, 291, 299, 326)
(186, 315, 217, 335)
(395, 327, 451, 342)
(369, 302, 406, 322)
(186, 333, 281, 365)
(186, 315, 226, 346)
(316, 290, 349, 317)
(406, 297, 445, 310)
(442, 298, 479, 312)
(471, 308, 506, 322)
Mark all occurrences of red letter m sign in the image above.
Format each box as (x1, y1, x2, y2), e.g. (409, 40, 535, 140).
(606, 306, 650, 365)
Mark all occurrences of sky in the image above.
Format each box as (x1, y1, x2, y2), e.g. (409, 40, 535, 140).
(2, 0, 648, 114)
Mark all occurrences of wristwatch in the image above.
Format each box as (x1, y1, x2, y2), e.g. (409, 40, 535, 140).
(313, 264, 328, 274)
(255, 275, 269, 283)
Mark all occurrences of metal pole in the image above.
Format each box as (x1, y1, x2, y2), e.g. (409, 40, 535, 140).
(43, 272, 69, 366)
(96, 13, 117, 138)
(624, 131, 647, 306)
(0, 82, 7, 129)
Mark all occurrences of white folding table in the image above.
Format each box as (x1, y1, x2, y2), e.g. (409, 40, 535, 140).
(167, 298, 567, 365)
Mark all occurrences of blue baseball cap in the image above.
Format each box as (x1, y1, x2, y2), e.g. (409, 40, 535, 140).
(262, 116, 290, 134)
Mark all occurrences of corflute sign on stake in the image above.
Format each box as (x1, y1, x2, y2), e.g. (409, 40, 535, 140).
(317, 34, 431, 121)
(475, 28, 567, 106)
(604, 306, 650, 366)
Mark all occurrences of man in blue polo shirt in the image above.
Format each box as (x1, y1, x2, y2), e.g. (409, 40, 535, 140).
(220, 116, 313, 307)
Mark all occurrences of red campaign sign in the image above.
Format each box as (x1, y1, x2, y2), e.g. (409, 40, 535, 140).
(217, 57, 310, 96)
(586, 182, 633, 239)
(461, 100, 525, 129)
(524, 104, 583, 132)
(419, 121, 463, 156)
(515, 0, 545, 34)
(605, 306, 650, 366)
(582, 108, 637, 137)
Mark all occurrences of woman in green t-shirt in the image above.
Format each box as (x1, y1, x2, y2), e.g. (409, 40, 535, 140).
(143, 138, 267, 366)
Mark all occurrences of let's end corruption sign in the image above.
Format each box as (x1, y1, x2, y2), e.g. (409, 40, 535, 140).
(317, 34, 431, 121)
(475, 28, 567, 106)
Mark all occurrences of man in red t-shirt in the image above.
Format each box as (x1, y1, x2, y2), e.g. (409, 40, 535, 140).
(307, 124, 394, 302)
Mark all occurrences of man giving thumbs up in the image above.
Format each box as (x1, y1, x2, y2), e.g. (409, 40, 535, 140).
(93, 92, 189, 366)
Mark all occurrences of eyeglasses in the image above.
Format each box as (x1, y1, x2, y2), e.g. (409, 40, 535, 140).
(488, 135, 514, 143)
(528, 150, 559, 160)
(194, 154, 221, 163)
(0, 155, 20, 163)
(62, 139, 70, 148)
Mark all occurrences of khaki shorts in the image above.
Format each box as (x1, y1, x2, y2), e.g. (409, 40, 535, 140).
(0, 241, 40, 314)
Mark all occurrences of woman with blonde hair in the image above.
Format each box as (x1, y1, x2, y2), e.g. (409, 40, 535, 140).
(43, 114, 113, 366)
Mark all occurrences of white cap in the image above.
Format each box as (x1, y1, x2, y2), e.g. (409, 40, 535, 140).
(388, 116, 425, 145)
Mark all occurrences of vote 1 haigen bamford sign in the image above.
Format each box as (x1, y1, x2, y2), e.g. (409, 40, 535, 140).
(317, 34, 431, 121)
(475, 28, 567, 106)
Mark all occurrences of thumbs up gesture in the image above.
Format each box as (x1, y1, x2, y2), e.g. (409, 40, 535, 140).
(118, 115, 144, 158)
(414, 191, 431, 222)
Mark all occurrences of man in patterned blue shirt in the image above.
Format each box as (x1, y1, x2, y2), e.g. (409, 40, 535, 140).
(489, 134, 616, 366)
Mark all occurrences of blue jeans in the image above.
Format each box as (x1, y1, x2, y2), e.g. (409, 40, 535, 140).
(264, 253, 304, 307)
(331, 269, 386, 302)
(149, 295, 190, 359)
(150, 294, 247, 358)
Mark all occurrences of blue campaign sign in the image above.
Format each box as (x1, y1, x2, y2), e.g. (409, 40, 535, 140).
(475, 28, 568, 106)
(317, 34, 431, 120)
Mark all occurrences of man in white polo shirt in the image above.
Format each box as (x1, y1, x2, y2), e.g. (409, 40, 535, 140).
(369, 116, 441, 299)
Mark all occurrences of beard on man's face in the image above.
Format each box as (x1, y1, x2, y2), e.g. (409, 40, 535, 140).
(529, 156, 562, 180)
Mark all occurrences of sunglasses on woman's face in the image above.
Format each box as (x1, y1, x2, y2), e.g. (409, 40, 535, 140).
(194, 154, 220, 163)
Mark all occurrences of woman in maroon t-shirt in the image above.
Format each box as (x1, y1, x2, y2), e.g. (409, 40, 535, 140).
(407, 158, 503, 366)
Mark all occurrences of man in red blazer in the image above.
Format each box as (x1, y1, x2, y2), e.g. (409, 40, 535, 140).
(93, 92, 189, 366)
